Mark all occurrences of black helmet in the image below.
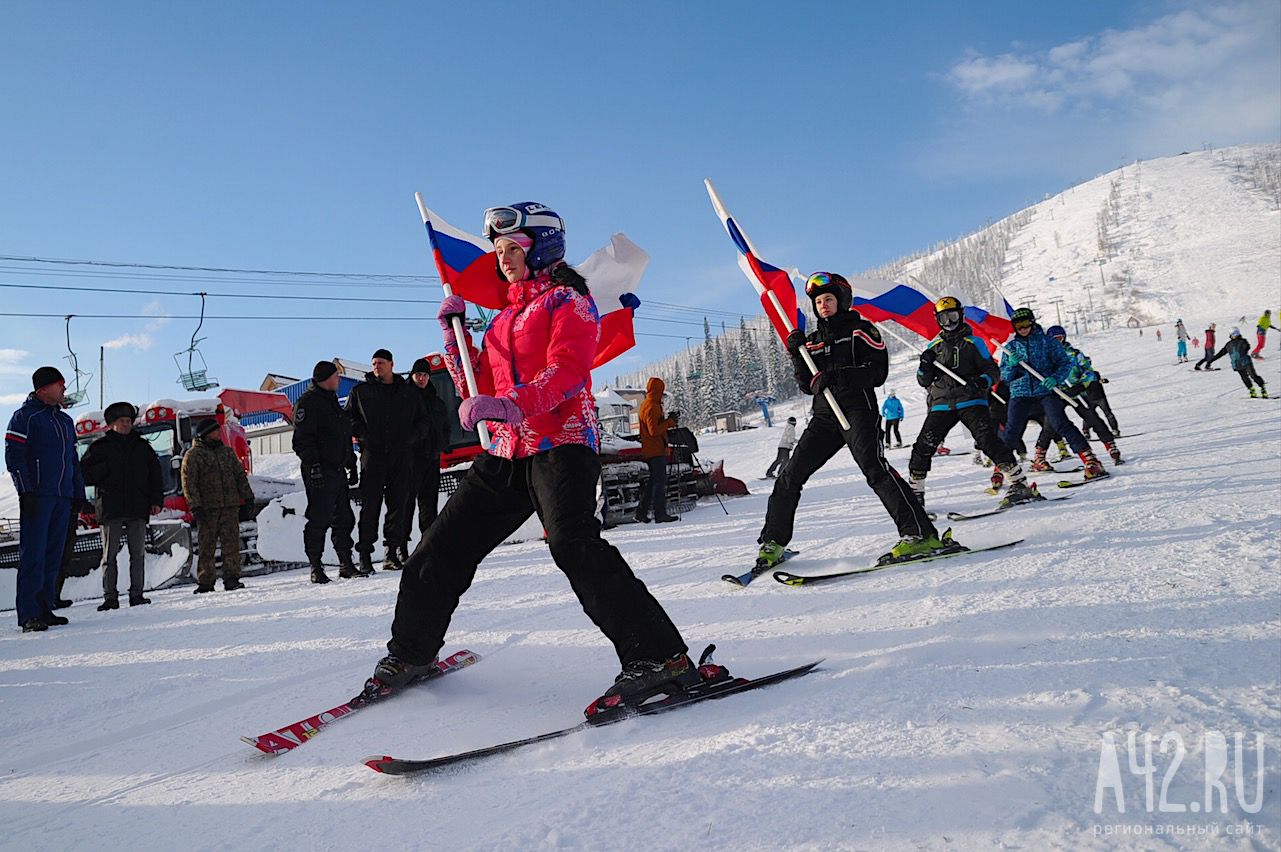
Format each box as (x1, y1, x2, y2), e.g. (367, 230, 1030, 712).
(1011, 307, 1036, 327)
(804, 272, 852, 312)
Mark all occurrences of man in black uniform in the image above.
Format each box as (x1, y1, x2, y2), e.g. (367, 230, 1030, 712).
(756, 272, 949, 569)
(293, 361, 359, 582)
(908, 297, 1037, 510)
(395, 357, 451, 565)
(345, 349, 427, 573)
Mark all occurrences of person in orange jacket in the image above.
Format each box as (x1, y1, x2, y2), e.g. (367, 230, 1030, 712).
(636, 377, 679, 523)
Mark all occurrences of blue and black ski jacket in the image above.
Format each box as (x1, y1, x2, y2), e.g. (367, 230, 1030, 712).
(999, 324, 1072, 399)
(917, 322, 998, 412)
(4, 394, 85, 499)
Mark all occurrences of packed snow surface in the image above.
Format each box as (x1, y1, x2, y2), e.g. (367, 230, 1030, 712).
(0, 325, 1278, 850)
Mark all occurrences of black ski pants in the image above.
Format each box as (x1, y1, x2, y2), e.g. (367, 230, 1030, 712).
(400, 452, 441, 549)
(883, 419, 902, 446)
(1006, 395, 1089, 455)
(910, 405, 1014, 476)
(389, 444, 687, 667)
(1079, 383, 1119, 436)
(356, 452, 410, 555)
(764, 447, 791, 478)
(1237, 364, 1266, 389)
(759, 409, 936, 548)
(303, 467, 355, 563)
(1036, 394, 1115, 450)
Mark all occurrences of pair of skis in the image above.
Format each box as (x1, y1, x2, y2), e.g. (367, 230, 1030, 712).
(244, 646, 820, 776)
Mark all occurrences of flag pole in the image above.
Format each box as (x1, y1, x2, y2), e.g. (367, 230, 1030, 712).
(414, 192, 491, 448)
(704, 179, 851, 432)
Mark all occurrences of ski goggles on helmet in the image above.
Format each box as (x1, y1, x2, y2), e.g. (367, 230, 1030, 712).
(1012, 319, 1034, 331)
(804, 272, 849, 295)
(936, 308, 964, 331)
(482, 206, 565, 240)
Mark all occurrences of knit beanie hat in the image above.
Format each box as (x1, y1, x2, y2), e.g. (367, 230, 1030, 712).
(410, 357, 432, 375)
(195, 418, 220, 439)
(312, 360, 339, 382)
(32, 365, 65, 391)
(372, 348, 393, 363)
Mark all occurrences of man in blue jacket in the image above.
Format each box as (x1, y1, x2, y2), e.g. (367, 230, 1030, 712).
(1000, 309, 1106, 479)
(5, 366, 86, 631)
(880, 390, 904, 447)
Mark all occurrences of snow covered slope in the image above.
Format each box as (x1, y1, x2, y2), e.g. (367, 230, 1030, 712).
(0, 324, 1276, 849)
(900, 143, 1280, 324)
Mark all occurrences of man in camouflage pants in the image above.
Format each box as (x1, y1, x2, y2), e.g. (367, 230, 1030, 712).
(181, 419, 255, 593)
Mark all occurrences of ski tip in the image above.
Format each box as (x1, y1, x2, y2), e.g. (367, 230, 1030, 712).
(773, 571, 803, 586)
(721, 574, 745, 586)
(363, 755, 394, 773)
(241, 735, 261, 748)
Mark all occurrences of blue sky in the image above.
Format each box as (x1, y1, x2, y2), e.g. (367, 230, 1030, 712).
(2, 0, 1277, 415)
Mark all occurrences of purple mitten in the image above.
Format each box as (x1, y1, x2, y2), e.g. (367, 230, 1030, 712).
(459, 395, 525, 430)
(437, 295, 467, 334)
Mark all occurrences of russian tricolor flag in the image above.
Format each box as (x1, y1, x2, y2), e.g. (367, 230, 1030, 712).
(848, 278, 940, 340)
(417, 201, 645, 369)
(705, 180, 802, 344)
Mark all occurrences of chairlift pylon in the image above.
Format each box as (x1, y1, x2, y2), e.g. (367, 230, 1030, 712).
(62, 315, 93, 408)
(174, 293, 219, 392)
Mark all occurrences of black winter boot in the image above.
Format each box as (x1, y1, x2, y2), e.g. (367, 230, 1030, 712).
(358, 554, 375, 576)
(129, 594, 151, 606)
(338, 554, 359, 579)
(97, 598, 120, 612)
(310, 561, 331, 584)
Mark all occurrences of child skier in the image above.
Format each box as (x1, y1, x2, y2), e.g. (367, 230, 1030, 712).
(1175, 319, 1190, 363)
(908, 297, 1036, 508)
(756, 272, 949, 570)
(1208, 328, 1268, 397)
(999, 308, 1107, 479)
(881, 390, 904, 447)
(1026, 325, 1123, 468)
(1252, 309, 1271, 359)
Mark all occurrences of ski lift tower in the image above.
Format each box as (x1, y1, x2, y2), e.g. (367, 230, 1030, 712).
(62, 316, 93, 408)
(174, 293, 219, 392)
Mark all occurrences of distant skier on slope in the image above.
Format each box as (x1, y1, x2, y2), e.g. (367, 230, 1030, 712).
(1175, 319, 1190, 363)
(755, 272, 951, 571)
(880, 390, 904, 447)
(907, 297, 1036, 509)
(371, 201, 716, 718)
(1194, 323, 1218, 371)
(999, 308, 1108, 479)
(1252, 309, 1271, 359)
(1208, 328, 1268, 397)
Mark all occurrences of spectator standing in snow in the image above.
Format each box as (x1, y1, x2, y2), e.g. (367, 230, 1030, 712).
(5, 366, 85, 632)
(1194, 323, 1218, 371)
(1175, 319, 1190, 363)
(182, 418, 254, 593)
(764, 416, 797, 478)
(399, 358, 451, 555)
(1252, 309, 1272, 358)
(374, 201, 701, 717)
(293, 361, 359, 583)
(80, 402, 162, 609)
(881, 390, 904, 447)
(1156, 328, 1162, 342)
(636, 377, 679, 523)
(345, 349, 427, 573)
(1208, 328, 1268, 397)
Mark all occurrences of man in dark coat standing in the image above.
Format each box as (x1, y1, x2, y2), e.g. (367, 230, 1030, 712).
(292, 360, 359, 582)
(4, 366, 85, 631)
(80, 402, 163, 609)
(396, 357, 451, 564)
(345, 349, 426, 573)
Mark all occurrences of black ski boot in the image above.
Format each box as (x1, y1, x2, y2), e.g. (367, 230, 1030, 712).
(370, 654, 438, 691)
(97, 597, 120, 612)
(310, 560, 331, 584)
(584, 652, 703, 718)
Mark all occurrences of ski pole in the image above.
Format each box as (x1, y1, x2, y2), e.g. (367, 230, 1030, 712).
(704, 180, 852, 432)
(414, 192, 492, 448)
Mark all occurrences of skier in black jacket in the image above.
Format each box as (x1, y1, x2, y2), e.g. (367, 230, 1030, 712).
(345, 349, 428, 573)
(756, 272, 947, 568)
(909, 297, 1036, 509)
(293, 361, 359, 582)
(395, 357, 452, 563)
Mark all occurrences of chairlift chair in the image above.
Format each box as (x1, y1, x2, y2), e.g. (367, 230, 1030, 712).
(62, 316, 93, 408)
(174, 293, 219, 392)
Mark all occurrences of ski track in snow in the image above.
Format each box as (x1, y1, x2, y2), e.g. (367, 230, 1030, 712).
(0, 324, 1277, 850)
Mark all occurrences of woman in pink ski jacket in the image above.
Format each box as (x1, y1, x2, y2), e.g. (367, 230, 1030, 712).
(371, 202, 709, 719)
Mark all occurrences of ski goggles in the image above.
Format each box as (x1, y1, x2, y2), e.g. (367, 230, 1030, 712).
(804, 272, 847, 295)
(936, 308, 964, 330)
(1012, 318, 1034, 331)
(482, 207, 564, 240)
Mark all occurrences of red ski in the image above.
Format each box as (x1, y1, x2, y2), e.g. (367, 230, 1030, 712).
(242, 649, 480, 755)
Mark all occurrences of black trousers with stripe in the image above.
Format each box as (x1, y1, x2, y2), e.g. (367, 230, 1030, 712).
(759, 409, 936, 547)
